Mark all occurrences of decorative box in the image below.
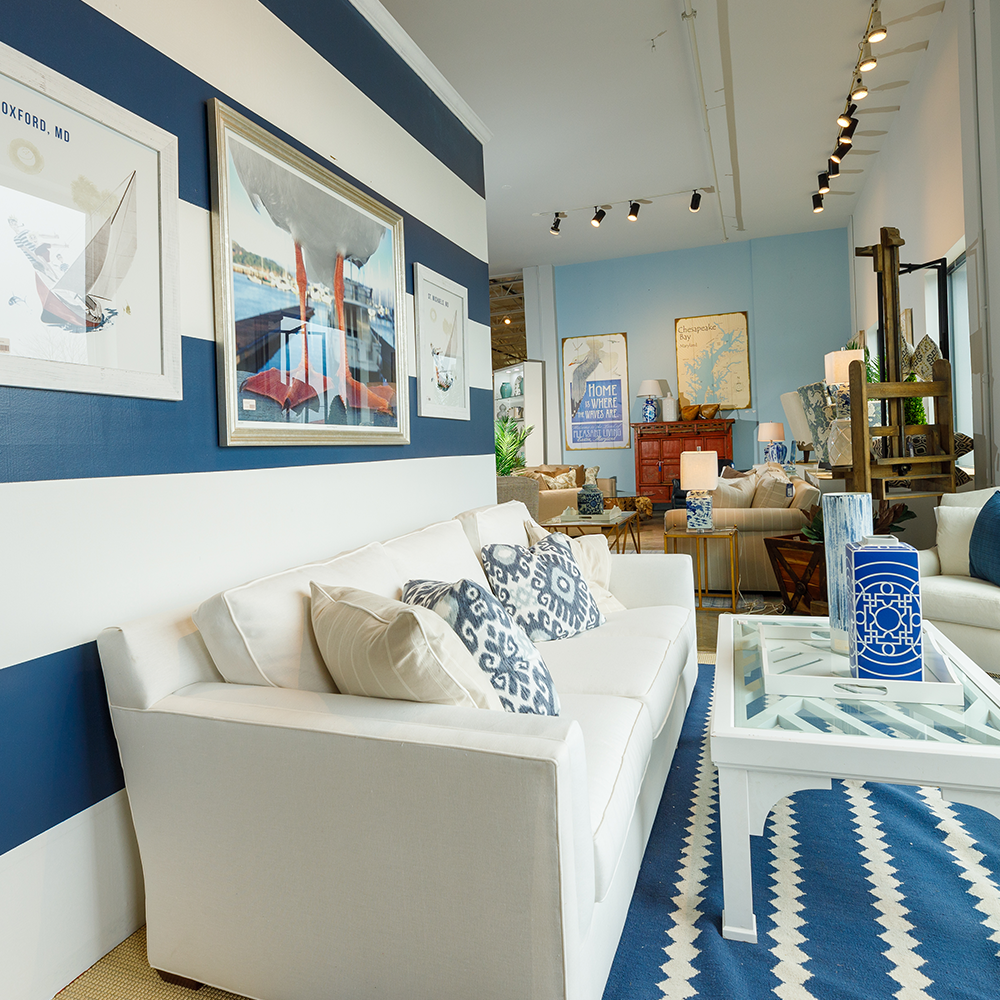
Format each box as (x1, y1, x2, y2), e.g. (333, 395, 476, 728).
(847, 535, 922, 681)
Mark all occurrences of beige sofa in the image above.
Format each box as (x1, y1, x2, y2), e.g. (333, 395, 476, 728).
(96, 501, 696, 1000)
(514, 464, 618, 521)
(663, 472, 821, 592)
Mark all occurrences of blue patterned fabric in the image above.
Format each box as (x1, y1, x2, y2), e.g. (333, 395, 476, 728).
(480, 532, 604, 641)
(402, 578, 560, 715)
(969, 491, 1000, 588)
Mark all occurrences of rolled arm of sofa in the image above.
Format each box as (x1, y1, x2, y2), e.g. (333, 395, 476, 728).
(112, 685, 595, 998)
(919, 546, 941, 577)
(608, 553, 695, 614)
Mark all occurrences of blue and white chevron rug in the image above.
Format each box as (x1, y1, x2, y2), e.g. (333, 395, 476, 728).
(604, 664, 1000, 1000)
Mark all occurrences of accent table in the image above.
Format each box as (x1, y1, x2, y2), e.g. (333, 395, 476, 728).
(541, 510, 640, 553)
(712, 614, 1000, 944)
(663, 524, 738, 610)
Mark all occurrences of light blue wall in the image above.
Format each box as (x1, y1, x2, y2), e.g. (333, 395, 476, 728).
(552, 227, 852, 491)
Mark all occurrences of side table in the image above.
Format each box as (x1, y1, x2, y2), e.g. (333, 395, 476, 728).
(541, 511, 640, 553)
(664, 524, 739, 609)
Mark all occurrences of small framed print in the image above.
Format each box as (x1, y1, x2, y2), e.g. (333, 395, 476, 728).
(413, 263, 470, 421)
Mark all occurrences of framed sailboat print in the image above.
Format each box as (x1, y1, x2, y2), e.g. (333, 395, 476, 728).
(413, 263, 469, 421)
(0, 42, 181, 400)
(209, 100, 408, 446)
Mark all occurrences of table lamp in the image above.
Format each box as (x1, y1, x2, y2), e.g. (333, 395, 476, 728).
(757, 422, 786, 463)
(824, 349, 865, 387)
(680, 449, 718, 531)
(637, 379, 664, 422)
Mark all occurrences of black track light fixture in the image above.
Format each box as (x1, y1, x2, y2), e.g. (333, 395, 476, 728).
(830, 142, 850, 164)
(628, 201, 640, 221)
(839, 118, 859, 145)
(689, 190, 702, 213)
(818, 172, 831, 195)
(837, 103, 858, 129)
(812, 193, 824, 214)
(550, 214, 561, 236)
(828, 157, 840, 179)
(850, 74, 869, 101)
(591, 207, 606, 227)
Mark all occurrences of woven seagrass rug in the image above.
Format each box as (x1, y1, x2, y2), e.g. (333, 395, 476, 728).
(603, 663, 1000, 1000)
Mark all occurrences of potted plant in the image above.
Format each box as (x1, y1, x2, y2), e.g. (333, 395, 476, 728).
(495, 416, 534, 476)
(764, 500, 915, 615)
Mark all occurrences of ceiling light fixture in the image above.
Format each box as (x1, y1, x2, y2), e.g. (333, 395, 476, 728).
(837, 103, 858, 129)
(859, 40, 877, 73)
(812, 193, 824, 214)
(840, 118, 859, 145)
(867, 6, 887, 44)
(828, 157, 840, 178)
(818, 171, 830, 194)
(830, 143, 850, 164)
(689, 190, 702, 213)
(504, 316, 511, 325)
(628, 201, 640, 221)
(591, 207, 606, 227)
(550, 214, 561, 235)
(850, 75, 869, 101)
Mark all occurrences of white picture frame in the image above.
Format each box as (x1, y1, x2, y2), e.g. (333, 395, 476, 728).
(413, 263, 470, 421)
(209, 99, 408, 446)
(0, 41, 181, 400)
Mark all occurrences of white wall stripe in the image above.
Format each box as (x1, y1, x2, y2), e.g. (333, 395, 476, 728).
(0, 791, 143, 1000)
(0, 453, 495, 671)
(81, 0, 488, 263)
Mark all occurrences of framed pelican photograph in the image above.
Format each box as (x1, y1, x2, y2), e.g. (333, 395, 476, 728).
(413, 263, 469, 421)
(208, 99, 408, 446)
(0, 41, 180, 400)
(561, 333, 630, 450)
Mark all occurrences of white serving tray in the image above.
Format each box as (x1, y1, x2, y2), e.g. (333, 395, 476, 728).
(758, 622, 964, 706)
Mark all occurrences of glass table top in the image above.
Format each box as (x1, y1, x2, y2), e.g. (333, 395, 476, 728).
(729, 615, 1000, 746)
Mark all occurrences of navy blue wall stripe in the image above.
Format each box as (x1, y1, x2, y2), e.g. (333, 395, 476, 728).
(0, 645, 125, 857)
(1, 339, 494, 483)
(258, 0, 485, 196)
(2, 0, 484, 200)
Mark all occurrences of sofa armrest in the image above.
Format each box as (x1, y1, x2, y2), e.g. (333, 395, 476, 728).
(112, 685, 594, 997)
(608, 553, 695, 615)
(919, 546, 941, 577)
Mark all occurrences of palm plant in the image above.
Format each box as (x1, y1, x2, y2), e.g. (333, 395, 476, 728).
(495, 417, 534, 476)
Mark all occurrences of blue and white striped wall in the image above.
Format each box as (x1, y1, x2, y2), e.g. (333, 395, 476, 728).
(0, 3, 495, 997)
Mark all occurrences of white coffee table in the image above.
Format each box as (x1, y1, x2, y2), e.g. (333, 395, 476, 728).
(711, 614, 1000, 943)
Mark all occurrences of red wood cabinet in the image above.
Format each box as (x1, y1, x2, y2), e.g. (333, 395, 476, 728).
(631, 420, 734, 502)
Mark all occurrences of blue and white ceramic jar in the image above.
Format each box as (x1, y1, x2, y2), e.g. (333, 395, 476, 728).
(577, 483, 604, 515)
(642, 396, 659, 422)
(822, 492, 873, 653)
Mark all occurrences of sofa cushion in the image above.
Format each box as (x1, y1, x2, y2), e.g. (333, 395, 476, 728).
(402, 578, 560, 715)
(941, 486, 1000, 508)
(558, 692, 653, 902)
(752, 469, 794, 509)
(537, 606, 691, 736)
(192, 541, 402, 692)
(936, 505, 980, 577)
(382, 520, 490, 590)
(712, 474, 757, 508)
(310, 583, 503, 710)
(921, 574, 1000, 631)
(454, 501, 533, 561)
(482, 532, 604, 641)
(970, 492, 1000, 588)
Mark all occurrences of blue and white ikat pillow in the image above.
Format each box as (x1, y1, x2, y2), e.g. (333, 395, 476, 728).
(479, 532, 605, 642)
(402, 578, 560, 716)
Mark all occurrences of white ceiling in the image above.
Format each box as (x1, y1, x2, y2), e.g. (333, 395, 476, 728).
(379, 0, 944, 276)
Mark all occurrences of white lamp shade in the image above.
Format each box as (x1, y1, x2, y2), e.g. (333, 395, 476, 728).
(757, 421, 784, 442)
(780, 390, 814, 447)
(824, 349, 865, 386)
(637, 379, 666, 397)
(680, 450, 718, 491)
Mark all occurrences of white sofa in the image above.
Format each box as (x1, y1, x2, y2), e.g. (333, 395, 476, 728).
(97, 501, 698, 1000)
(919, 487, 1000, 670)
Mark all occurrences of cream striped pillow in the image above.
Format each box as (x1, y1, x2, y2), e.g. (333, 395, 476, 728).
(310, 582, 503, 710)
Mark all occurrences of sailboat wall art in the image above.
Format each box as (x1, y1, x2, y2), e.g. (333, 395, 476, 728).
(413, 263, 469, 421)
(0, 42, 181, 400)
(208, 99, 408, 447)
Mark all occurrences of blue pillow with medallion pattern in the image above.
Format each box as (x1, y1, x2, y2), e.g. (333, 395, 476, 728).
(402, 578, 559, 715)
(479, 531, 605, 642)
(969, 491, 1000, 588)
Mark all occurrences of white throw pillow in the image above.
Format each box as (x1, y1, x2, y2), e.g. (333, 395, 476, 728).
(752, 470, 794, 509)
(310, 583, 502, 710)
(935, 506, 981, 577)
(711, 474, 757, 509)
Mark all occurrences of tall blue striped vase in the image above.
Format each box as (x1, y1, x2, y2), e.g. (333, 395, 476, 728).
(822, 492, 872, 654)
